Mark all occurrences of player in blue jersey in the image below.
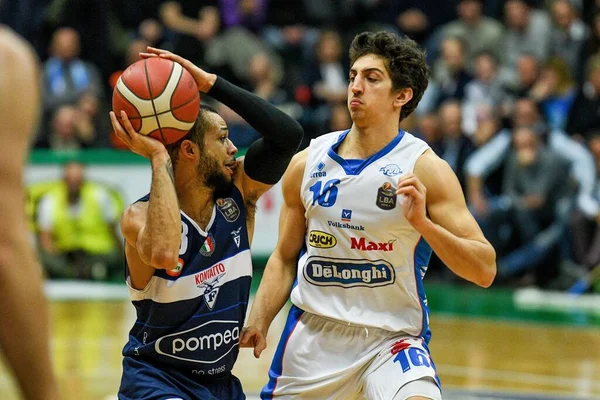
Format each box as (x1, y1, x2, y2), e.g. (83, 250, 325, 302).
(241, 32, 496, 399)
(109, 47, 303, 400)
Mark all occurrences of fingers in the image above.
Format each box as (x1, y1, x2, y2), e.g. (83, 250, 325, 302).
(139, 52, 159, 59)
(109, 111, 131, 146)
(146, 46, 187, 65)
(119, 110, 139, 138)
(396, 174, 426, 196)
(254, 336, 267, 359)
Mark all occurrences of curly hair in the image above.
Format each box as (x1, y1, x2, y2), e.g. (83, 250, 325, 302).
(349, 31, 430, 121)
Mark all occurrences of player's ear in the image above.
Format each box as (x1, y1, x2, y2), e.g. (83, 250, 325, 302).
(180, 139, 197, 159)
(393, 87, 413, 108)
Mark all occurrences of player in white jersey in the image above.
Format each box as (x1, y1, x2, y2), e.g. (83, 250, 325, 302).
(241, 31, 497, 400)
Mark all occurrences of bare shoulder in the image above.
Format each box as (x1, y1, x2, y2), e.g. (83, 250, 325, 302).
(121, 202, 149, 243)
(282, 149, 308, 194)
(414, 149, 465, 205)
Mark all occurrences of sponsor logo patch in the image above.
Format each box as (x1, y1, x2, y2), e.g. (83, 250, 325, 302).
(376, 182, 397, 210)
(379, 164, 402, 177)
(166, 258, 185, 277)
(230, 227, 242, 248)
(155, 320, 239, 364)
(310, 161, 327, 178)
(195, 263, 226, 310)
(350, 237, 396, 251)
(303, 256, 395, 288)
(327, 221, 365, 231)
(341, 209, 352, 222)
(216, 198, 240, 222)
(308, 230, 337, 249)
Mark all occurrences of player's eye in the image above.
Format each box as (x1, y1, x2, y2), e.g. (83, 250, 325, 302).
(367, 77, 377, 83)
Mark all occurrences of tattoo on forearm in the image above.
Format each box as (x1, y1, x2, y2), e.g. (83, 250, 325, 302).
(166, 159, 175, 184)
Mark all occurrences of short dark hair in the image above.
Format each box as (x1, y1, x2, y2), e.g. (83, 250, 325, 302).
(349, 31, 429, 121)
(166, 103, 219, 166)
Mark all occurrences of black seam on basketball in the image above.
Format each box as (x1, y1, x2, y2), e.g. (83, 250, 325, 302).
(116, 92, 200, 121)
(144, 59, 166, 143)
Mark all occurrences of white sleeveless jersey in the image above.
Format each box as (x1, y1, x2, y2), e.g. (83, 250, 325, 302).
(290, 129, 433, 338)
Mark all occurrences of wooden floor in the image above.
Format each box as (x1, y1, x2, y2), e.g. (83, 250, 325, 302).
(0, 297, 599, 400)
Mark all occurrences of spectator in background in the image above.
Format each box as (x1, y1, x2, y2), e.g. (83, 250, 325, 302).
(159, 0, 220, 66)
(506, 53, 541, 98)
(41, 27, 103, 116)
(301, 29, 348, 134)
(500, 0, 552, 88)
(566, 54, 600, 140)
(36, 105, 95, 151)
(496, 125, 572, 285)
(414, 111, 443, 154)
(219, 0, 266, 33)
(431, 36, 473, 107)
(438, 100, 476, 190)
(435, 0, 504, 67)
(462, 51, 508, 136)
(569, 132, 600, 270)
(530, 57, 577, 130)
(581, 11, 600, 66)
(36, 161, 124, 281)
(549, 0, 589, 78)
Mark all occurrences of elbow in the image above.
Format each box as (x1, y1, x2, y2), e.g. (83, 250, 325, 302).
(286, 120, 304, 151)
(476, 248, 497, 288)
(149, 250, 179, 270)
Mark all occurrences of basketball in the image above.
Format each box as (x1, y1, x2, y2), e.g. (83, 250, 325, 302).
(112, 58, 200, 145)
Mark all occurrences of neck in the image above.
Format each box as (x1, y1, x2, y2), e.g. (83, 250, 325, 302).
(174, 172, 215, 228)
(341, 117, 400, 159)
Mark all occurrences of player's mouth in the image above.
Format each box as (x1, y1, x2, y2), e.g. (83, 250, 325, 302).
(224, 160, 237, 175)
(350, 98, 363, 109)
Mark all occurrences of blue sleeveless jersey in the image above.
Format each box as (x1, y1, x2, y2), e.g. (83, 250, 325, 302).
(122, 186, 252, 380)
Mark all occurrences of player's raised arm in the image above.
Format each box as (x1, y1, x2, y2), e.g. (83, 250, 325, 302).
(240, 150, 308, 358)
(397, 149, 497, 287)
(110, 111, 181, 285)
(141, 46, 304, 199)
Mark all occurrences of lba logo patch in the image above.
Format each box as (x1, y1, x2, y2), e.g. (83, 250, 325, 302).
(195, 263, 226, 310)
(216, 198, 240, 222)
(376, 182, 396, 210)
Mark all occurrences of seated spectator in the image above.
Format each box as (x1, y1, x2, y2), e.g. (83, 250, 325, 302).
(569, 132, 600, 270)
(159, 0, 220, 66)
(41, 27, 103, 116)
(462, 51, 509, 136)
(36, 105, 95, 151)
(566, 54, 600, 141)
(506, 53, 541, 99)
(438, 100, 475, 190)
(431, 36, 473, 107)
(530, 57, 576, 131)
(432, 0, 504, 67)
(500, 0, 551, 88)
(548, 0, 589, 79)
(36, 162, 124, 281)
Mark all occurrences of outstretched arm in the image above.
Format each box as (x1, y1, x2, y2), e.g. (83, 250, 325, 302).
(0, 26, 58, 400)
(397, 150, 496, 287)
(240, 150, 308, 358)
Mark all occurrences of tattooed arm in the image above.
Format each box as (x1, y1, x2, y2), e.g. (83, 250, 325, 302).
(110, 111, 181, 289)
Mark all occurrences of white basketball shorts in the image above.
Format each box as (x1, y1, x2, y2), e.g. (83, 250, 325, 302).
(261, 306, 442, 399)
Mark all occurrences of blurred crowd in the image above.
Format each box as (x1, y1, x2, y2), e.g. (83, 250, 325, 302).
(3, 0, 600, 291)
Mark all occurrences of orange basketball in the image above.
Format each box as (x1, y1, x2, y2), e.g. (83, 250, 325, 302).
(112, 58, 200, 145)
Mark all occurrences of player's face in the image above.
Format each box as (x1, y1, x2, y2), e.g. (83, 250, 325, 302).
(348, 54, 399, 125)
(198, 114, 238, 192)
